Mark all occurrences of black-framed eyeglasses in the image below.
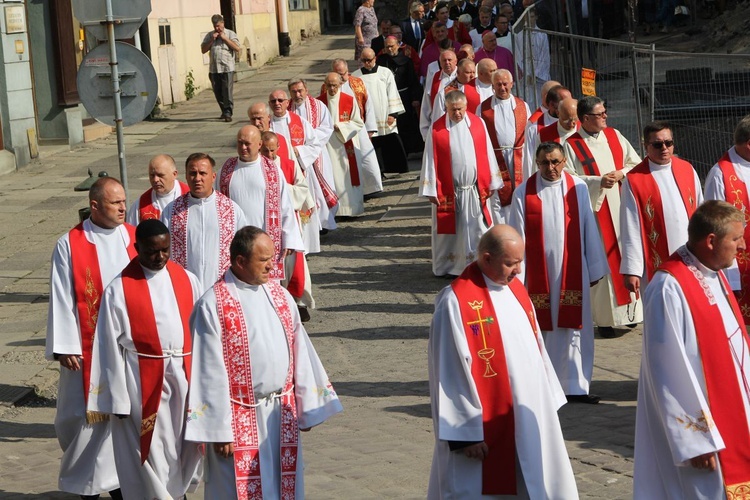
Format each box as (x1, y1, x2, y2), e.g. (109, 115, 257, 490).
(586, 111, 607, 118)
(269, 98, 286, 103)
(361, 57, 375, 63)
(537, 158, 566, 167)
(649, 140, 674, 149)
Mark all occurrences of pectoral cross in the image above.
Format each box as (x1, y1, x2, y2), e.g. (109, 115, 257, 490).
(467, 300, 497, 377)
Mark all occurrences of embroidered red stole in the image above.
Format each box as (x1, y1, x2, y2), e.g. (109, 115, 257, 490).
(348, 75, 368, 121)
(214, 278, 299, 500)
(451, 262, 539, 495)
(626, 158, 698, 280)
(318, 92, 361, 187)
(524, 172, 584, 330)
(278, 156, 306, 299)
(138, 182, 189, 221)
(219, 157, 285, 279)
(660, 250, 750, 498)
(121, 259, 193, 464)
(566, 128, 632, 306)
(287, 112, 305, 147)
(69, 222, 136, 419)
(169, 192, 235, 279)
(718, 152, 750, 324)
(480, 96, 526, 207)
(432, 112, 493, 234)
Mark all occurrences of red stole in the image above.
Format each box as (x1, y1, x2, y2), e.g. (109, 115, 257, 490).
(347, 75, 368, 121)
(566, 128, 632, 306)
(529, 107, 546, 131)
(138, 182, 189, 221)
(480, 96, 527, 207)
(69, 222, 136, 419)
(286, 112, 305, 147)
(626, 158, 698, 279)
(451, 262, 539, 495)
(660, 250, 750, 498)
(214, 277, 299, 500)
(278, 156, 306, 299)
(430, 70, 443, 108)
(121, 259, 193, 464)
(276, 134, 292, 165)
(432, 112, 493, 234)
(445, 78, 481, 112)
(318, 92, 361, 187)
(219, 156, 286, 279)
(524, 172, 584, 330)
(539, 121, 578, 144)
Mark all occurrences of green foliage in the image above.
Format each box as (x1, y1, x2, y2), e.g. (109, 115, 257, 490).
(185, 69, 199, 100)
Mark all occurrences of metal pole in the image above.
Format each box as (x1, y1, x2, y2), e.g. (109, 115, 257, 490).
(650, 44, 656, 122)
(528, 23, 538, 109)
(105, 0, 129, 203)
(631, 46, 644, 158)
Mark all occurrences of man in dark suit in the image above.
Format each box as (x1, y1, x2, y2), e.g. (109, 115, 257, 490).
(402, 1, 427, 51)
(370, 19, 392, 55)
(424, 0, 439, 20)
(449, 0, 479, 20)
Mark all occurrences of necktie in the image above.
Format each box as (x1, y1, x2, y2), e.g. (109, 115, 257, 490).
(414, 21, 420, 40)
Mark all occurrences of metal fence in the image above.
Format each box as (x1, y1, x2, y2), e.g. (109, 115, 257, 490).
(513, 17, 750, 180)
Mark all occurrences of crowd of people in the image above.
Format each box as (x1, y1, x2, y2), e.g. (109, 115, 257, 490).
(42, 3, 750, 499)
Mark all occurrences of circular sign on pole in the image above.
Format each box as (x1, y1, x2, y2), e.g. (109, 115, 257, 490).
(77, 42, 159, 127)
(72, 0, 151, 40)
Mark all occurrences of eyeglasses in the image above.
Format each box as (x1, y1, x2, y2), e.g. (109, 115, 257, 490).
(586, 111, 607, 118)
(361, 57, 375, 63)
(385, 45, 398, 49)
(269, 98, 286, 103)
(649, 140, 674, 149)
(537, 158, 566, 167)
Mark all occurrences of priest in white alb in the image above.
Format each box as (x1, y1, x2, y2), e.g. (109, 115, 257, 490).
(126, 154, 189, 225)
(527, 98, 579, 159)
(420, 49, 458, 140)
(186, 226, 343, 499)
(509, 142, 609, 403)
(88, 219, 202, 500)
(428, 224, 578, 499)
(634, 200, 750, 498)
(162, 152, 246, 292)
(419, 90, 501, 277)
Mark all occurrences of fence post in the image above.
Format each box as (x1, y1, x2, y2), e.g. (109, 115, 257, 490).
(650, 44, 656, 122)
(631, 45, 644, 157)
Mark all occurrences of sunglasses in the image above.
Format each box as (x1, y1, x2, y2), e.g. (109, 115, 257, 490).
(649, 140, 674, 149)
(537, 158, 566, 167)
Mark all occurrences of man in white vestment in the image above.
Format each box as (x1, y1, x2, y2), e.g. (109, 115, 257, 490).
(46, 177, 129, 499)
(704, 115, 750, 326)
(126, 154, 189, 225)
(288, 78, 339, 231)
(318, 72, 367, 217)
(420, 49, 458, 140)
(419, 90, 501, 277)
(620, 122, 703, 297)
(528, 79, 561, 132)
(515, 9, 550, 108)
(524, 85, 571, 155)
(162, 152, 246, 292)
(428, 224, 578, 499)
(475, 58, 497, 102)
(634, 200, 750, 498)
(186, 226, 343, 499)
(528, 97, 579, 158)
(563, 95, 642, 337)
(88, 219, 202, 500)
(509, 142, 609, 402)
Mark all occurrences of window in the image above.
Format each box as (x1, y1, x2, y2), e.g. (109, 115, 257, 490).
(289, 0, 310, 11)
(159, 24, 171, 46)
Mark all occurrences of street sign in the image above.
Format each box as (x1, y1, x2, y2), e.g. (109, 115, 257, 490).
(77, 42, 158, 127)
(71, 0, 151, 40)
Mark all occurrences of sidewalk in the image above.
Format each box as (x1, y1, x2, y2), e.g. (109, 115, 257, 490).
(0, 32, 638, 499)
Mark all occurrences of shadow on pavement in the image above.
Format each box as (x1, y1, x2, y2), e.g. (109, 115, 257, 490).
(308, 325, 429, 340)
(383, 403, 431, 419)
(0, 492, 70, 499)
(0, 420, 56, 441)
(334, 380, 428, 397)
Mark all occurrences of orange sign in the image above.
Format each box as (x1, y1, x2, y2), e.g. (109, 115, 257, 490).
(581, 68, 596, 96)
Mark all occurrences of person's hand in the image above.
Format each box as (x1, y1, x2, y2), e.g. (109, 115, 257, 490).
(356, 36, 364, 45)
(461, 442, 489, 460)
(214, 442, 234, 458)
(689, 453, 716, 471)
(368, 131, 374, 138)
(58, 354, 81, 371)
(387, 116, 396, 126)
(624, 275, 640, 294)
(212, 31, 221, 41)
(600, 171, 619, 189)
(428, 196, 439, 205)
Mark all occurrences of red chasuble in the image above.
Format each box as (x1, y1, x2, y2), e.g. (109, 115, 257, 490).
(138, 182, 189, 221)
(451, 262, 540, 495)
(480, 96, 527, 206)
(566, 128, 632, 306)
(718, 152, 750, 323)
(523, 172, 584, 330)
(317, 92, 361, 186)
(69, 222, 136, 421)
(660, 250, 750, 498)
(432, 112, 493, 234)
(626, 157, 698, 279)
(121, 259, 194, 464)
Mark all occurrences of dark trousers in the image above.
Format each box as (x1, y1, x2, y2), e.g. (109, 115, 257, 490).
(209, 72, 235, 117)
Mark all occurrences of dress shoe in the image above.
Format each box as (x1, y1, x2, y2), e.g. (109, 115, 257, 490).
(598, 326, 617, 338)
(298, 306, 311, 323)
(223, 115, 233, 122)
(626, 323, 638, 329)
(566, 394, 601, 404)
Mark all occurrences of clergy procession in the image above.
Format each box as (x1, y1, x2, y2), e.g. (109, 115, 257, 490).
(36, 4, 750, 499)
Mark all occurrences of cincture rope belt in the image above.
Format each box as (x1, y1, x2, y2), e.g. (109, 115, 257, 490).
(135, 348, 190, 359)
(231, 387, 294, 408)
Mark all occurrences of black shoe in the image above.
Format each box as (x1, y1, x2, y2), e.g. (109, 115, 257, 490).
(566, 394, 601, 404)
(598, 326, 617, 338)
(298, 306, 311, 323)
(223, 115, 233, 122)
(320, 228, 329, 235)
(626, 323, 638, 329)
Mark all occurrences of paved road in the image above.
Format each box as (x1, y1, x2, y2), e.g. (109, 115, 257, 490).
(0, 32, 638, 499)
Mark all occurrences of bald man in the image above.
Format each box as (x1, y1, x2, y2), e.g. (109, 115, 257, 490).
(528, 79, 561, 131)
(475, 58, 497, 101)
(127, 154, 189, 225)
(475, 30, 514, 73)
(526, 98, 579, 172)
(428, 224, 578, 498)
(420, 49, 458, 139)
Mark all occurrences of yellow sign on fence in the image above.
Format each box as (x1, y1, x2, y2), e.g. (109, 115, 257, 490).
(581, 68, 596, 96)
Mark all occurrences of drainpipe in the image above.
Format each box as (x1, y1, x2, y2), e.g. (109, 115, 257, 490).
(277, 0, 291, 56)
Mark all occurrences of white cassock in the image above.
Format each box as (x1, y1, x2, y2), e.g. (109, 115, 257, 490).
(476, 79, 493, 102)
(126, 182, 184, 226)
(326, 92, 366, 217)
(420, 69, 457, 140)
(427, 275, 579, 499)
(563, 127, 643, 328)
(162, 191, 248, 293)
(88, 265, 203, 500)
(271, 112, 323, 253)
(289, 97, 339, 230)
(342, 80, 382, 195)
(619, 160, 703, 287)
(419, 113, 502, 276)
(45, 218, 130, 495)
(185, 270, 344, 499)
(704, 145, 750, 290)
(352, 66, 405, 136)
(215, 157, 305, 253)
(514, 28, 550, 108)
(634, 247, 750, 499)
(509, 174, 609, 395)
